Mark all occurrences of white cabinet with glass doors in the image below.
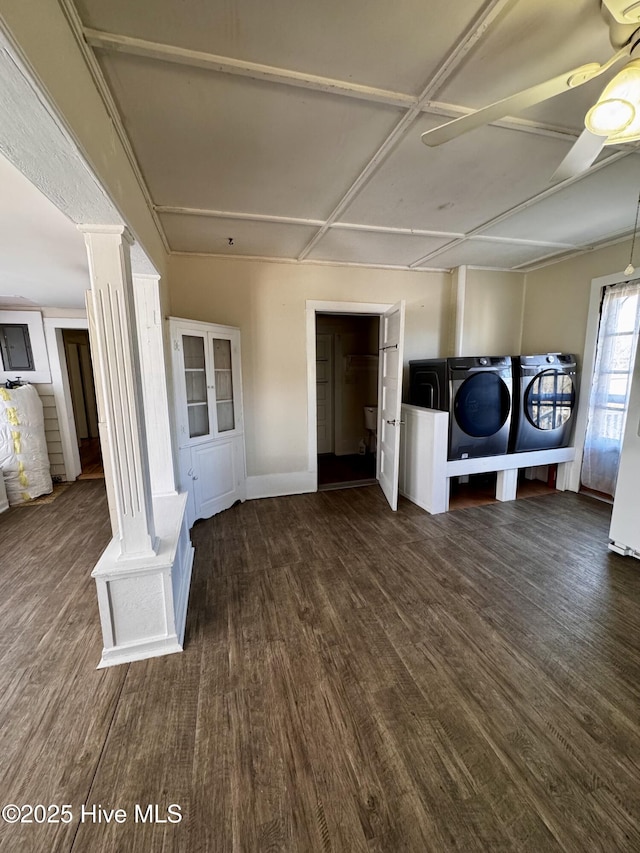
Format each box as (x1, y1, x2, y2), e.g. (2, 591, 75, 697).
(169, 318, 246, 527)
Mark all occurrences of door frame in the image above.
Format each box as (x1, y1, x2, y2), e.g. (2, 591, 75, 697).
(43, 316, 89, 482)
(306, 300, 393, 483)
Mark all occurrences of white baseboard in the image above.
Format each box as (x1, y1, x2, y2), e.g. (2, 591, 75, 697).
(246, 471, 316, 500)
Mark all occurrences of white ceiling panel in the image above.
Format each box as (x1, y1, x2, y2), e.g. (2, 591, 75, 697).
(340, 113, 580, 233)
(97, 52, 402, 219)
(307, 229, 452, 267)
(437, 0, 613, 119)
(482, 154, 640, 245)
(419, 238, 566, 270)
(77, 0, 488, 94)
(160, 214, 317, 258)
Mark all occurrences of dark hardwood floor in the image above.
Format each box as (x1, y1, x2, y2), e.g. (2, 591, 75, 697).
(317, 453, 377, 489)
(77, 437, 104, 479)
(1, 480, 640, 851)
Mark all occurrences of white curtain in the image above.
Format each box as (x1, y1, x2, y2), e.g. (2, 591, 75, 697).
(582, 280, 640, 496)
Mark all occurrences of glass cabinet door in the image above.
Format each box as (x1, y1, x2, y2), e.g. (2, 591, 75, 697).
(212, 338, 235, 432)
(182, 334, 210, 438)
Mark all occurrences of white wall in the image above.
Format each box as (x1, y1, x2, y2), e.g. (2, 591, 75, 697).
(169, 255, 451, 478)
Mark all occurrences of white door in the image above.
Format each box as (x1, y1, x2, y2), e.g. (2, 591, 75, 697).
(316, 334, 333, 454)
(377, 301, 405, 511)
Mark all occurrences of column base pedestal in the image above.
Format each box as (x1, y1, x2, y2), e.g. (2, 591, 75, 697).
(92, 491, 194, 668)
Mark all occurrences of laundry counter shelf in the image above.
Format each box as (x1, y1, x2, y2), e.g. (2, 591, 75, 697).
(399, 404, 575, 514)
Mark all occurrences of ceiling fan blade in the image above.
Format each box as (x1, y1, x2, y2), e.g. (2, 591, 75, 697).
(421, 48, 630, 147)
(550, 129, 607, 182)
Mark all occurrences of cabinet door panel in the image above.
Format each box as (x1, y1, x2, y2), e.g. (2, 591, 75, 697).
(211, 337, 236, 433)
(192, 439, 239, 518)
(179, 333, 212, 439)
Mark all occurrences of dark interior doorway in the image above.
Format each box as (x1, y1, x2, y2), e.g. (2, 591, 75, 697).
(62, 329, 104, 479)
(316, 313, 380, 490)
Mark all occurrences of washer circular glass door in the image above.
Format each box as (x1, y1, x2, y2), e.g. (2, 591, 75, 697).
(525, 370, 575, 429)
(453, 373, 511, 437)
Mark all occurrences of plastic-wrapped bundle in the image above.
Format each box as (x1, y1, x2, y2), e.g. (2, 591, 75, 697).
(0, 384, 52, 505)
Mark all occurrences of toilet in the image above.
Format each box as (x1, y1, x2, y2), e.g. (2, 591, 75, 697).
(363, 406, 377, 453)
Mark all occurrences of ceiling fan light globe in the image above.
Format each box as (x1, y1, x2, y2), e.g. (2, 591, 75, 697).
(588, 59, 640, 143)
(602, 107, 640, 143)
(585, 98, 635, 135)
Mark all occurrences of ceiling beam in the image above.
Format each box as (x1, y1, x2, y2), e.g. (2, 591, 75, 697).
(330, 222, 463, 239)
(83, 28, 417, 109)
(471, 235, 577, 249)
(154, 205, 466, 239)
(155, 206, 325, 227)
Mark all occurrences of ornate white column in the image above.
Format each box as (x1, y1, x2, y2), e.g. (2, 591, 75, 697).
(80, 226, 194, 668)
(81, 226, 157, 558)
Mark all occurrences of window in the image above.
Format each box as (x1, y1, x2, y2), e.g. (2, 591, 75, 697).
(0, 324, 35, 372)
(581, 281, 640, 496)
(0, 311, 51, 384)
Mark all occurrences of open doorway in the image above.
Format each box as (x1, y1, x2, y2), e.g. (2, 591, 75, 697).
(316, 313, 380, 490)
(61, 329, 103, 479)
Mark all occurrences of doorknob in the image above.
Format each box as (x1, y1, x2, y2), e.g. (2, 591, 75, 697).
(386, 419, 405, 426)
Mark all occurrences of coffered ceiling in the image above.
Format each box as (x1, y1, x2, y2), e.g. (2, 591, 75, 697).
(59, 0, 640, 270)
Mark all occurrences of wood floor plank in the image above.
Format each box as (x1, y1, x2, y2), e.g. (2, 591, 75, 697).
(0, 481, 124, 853)
(2, 482, 640, 852)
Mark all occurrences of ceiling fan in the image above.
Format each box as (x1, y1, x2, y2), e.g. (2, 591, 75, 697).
(421, 0, 640, 181)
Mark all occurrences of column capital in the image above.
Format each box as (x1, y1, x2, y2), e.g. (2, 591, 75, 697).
(132, 272, 162, 282)
(78, 224, 135, 245)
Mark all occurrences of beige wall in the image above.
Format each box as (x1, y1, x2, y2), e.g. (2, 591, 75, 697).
(522, 240, 633, 362)
(460, 269, 525, 356)
(168, 255, 451, 477)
